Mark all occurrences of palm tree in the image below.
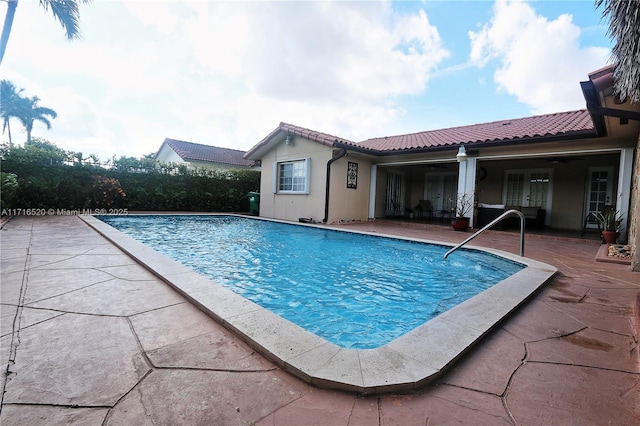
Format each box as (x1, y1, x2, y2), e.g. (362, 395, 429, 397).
(596, 0, 640, 102)
(16, 95, 57, 143)
(595, 0, 640, 272)
(0, 79, 26, 148)
(0, 0, 91, 66)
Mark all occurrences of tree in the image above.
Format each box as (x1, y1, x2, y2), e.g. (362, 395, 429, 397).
(16, 95, 57, 142)
(0, 79, 25, 147)
(596, 0, 640, 102)
(595, 1, 640, 272)
(3, 137, 68, 165)
(1, 80, 58, 144)
(0, 0, 91, 66)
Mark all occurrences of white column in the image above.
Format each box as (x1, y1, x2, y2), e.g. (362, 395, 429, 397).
(617, 148, 634, 242)
(368, 164, 377, 220)
(457, 157, 477, 227)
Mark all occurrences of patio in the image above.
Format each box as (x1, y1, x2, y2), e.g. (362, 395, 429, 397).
(1, 215, 638, 425)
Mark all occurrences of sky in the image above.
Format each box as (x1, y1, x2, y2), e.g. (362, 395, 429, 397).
(1, 0, 613, 162)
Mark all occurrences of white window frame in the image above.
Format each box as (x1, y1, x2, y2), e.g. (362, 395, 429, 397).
(272, 158, 310, 194)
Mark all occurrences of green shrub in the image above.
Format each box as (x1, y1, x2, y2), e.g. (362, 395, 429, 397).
(1, 158, 260, 212)
(1, 172, 18, 210)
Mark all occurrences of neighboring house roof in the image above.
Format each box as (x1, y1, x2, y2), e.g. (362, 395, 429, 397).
(160, 138, 255, 167)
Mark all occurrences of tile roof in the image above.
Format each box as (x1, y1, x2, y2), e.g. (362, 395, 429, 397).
(245, 109, 598, 160)
(243, 122, 356, 159)
(163, 138, 255, 167)
(280, 122, 356, 146)
(357, 109, 596, 152)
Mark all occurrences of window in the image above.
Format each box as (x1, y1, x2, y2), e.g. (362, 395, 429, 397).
(273, 158, 310, 193)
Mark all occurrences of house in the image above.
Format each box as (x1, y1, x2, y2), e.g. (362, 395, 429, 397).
(243, 66, 640, 250)
(155, 138, 258, 170)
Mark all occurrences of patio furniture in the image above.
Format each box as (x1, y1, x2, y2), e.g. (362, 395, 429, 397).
(477, 204, 546, 230)
(581, 205, 614, 237)
(416, 200, 433, 220)
(477, 204, 506, 230)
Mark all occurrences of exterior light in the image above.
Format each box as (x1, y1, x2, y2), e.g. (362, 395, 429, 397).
(456, 145, 467, 162)
(285, 134, 293, 145)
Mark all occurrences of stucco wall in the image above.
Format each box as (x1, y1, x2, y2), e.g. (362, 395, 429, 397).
(325, 155, 372, 223)
(258, 136, 333, 223)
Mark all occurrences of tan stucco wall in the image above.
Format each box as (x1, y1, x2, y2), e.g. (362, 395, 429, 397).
(258, 136, 333, 223)
(325, 154, 372, 223)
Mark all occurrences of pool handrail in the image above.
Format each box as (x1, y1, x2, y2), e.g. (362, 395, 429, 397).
(444, 209, 526, 259)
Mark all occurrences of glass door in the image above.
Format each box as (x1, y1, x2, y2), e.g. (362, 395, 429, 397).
(504, 169, 552, 208)
(424, 173, 457, 218)
(504, 169, 552, 224)
(584, 167, 614, 229)
(385, 171, 405, 216)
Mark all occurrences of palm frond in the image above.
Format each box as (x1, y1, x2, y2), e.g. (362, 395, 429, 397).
(38, 0, 91, 40)
(596, 0, 640, 102)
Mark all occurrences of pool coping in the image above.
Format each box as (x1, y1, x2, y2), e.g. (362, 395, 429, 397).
(81, 214, 557, 394)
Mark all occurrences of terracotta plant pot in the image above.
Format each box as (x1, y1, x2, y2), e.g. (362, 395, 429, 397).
(601, 231, 619, 244)
(451, 217, 470, 232)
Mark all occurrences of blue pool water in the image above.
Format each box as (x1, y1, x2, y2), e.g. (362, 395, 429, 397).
(99, 215, 524, 349)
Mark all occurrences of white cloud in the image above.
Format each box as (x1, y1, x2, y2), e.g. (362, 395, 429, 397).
(468, 0, 610, 114)
(2, 0, 449, 160)
(4, 0, 609, 161)
(119, 1, 449, 152)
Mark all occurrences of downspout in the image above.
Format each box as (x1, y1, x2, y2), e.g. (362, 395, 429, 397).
(323, 148, 348, 223)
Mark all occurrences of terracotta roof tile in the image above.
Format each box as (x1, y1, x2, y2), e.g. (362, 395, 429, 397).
(245, 109, 597, 159)
(243, 122, 356, 159)
(164, 139, 255, 167)
(357, 109, 595, 152)
(280, 122, 355, 146)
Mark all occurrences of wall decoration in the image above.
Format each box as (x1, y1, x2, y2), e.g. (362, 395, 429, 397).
(347, 162, 358, 189)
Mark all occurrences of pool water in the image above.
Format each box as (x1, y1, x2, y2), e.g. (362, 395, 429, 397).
(99, 215, 524, 349)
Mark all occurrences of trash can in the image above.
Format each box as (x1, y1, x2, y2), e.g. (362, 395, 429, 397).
(248, 191, 260, 216)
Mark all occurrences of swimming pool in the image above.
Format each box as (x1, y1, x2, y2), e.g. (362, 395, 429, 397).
(98, 215, 524, 349)
(83, 214, 556, 393)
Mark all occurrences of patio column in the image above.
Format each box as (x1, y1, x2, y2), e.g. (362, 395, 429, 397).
(617, 147, 634, 242)
(457, 157, 477, 227)
(368, 164, 377, 220)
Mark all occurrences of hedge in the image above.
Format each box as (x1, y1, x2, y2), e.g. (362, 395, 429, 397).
(1, 159, 261, 213)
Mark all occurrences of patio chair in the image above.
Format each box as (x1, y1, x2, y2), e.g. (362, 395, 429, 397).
(581, 205, 613, 237)
(416, 200, 433, 220)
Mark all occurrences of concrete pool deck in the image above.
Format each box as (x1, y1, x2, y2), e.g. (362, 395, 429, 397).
(81, 214, 557, 394)
(1, 215, 639, 424)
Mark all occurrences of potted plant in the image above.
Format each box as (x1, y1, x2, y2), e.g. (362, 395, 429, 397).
(594, 209, 623, 244)
(450, 193, 473, 231)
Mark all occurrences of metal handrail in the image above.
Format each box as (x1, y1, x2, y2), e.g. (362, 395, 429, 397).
(444, 209, 526, 259)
